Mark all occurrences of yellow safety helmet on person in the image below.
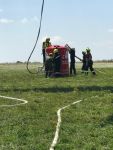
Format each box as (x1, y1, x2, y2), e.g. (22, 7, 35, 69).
(53, 48, 59, 53)
(86, 47, 91, 52)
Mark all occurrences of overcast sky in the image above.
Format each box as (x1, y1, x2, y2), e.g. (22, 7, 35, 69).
(0, 0, 113, 62)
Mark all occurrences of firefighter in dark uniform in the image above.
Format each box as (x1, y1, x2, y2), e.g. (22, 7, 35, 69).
(53, 48, 61, 73)
(85, 48, 96, 75)
(69, 48, 76, 75)
(42, 38, 51, 64)
(81, 51, 86, 73)
(45, 53, 53, 78)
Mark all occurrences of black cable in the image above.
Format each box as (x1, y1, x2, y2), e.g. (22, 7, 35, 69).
(26, 0, 45, 74)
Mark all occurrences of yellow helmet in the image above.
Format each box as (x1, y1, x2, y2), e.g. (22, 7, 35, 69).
(86, 47, 91, 52)
(53, 48, 58, 53)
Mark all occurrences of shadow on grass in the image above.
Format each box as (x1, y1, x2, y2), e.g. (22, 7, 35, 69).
(78, 86, 113, 93)
(100, 114, 113, 127)
(0, 87, 74, 93)
(106, 114, 113, 124)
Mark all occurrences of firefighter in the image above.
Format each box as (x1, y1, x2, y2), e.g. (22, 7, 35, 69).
(85, 48, 96, 75)
(42, 38, 51, 64)
(69, 48, 76, 75)
(45, 53, 53, 78)
(53, 48, 61, 73)
(81, 51, 86, 73)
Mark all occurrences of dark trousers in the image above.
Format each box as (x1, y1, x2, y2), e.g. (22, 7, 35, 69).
(42, 49, 46, 64)
(54, 64, 60, 73)
(45, 71, 52, 78)
(86, 61, 96, 75)
(81, 62, 86, 72)
(70, 62, 76, 75)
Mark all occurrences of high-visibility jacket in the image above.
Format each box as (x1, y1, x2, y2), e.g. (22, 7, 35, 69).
(42, 41, 51, 49)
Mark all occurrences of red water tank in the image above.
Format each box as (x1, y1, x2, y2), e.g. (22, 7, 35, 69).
(45, 45, 69, 76)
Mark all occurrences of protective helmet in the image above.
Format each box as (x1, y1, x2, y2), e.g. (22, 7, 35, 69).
(46, 38, 50, 41)
(86, 47, 91, 52)
(71, 48, 75, 51)
(82, 51, 86, 54)
(53, 48, 58, 53)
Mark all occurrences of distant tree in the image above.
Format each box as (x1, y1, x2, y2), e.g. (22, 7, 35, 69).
(16, 61, 23, 64)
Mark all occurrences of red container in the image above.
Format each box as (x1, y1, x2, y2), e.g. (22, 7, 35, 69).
(45, 45, 69, 76)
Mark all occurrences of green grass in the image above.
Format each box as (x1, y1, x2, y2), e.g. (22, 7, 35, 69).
(0, 63, 113, 150)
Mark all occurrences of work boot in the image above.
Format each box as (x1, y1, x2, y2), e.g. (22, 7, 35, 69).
(92, 71, 96, 75)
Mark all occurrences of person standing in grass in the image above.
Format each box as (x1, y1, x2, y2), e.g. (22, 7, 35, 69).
(45, 53, 54, 78)
(53, 48, 61, 74)
(69, 48, 76, 75)
(81, 51, 86, 73)
(42, 38, 51, 64)
(85, 48, 96, 75)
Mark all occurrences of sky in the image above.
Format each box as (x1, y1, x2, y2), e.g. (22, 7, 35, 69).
(0, 0, 113, 63)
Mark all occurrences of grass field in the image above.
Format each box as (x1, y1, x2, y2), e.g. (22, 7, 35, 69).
(0, 62, 113, 150)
